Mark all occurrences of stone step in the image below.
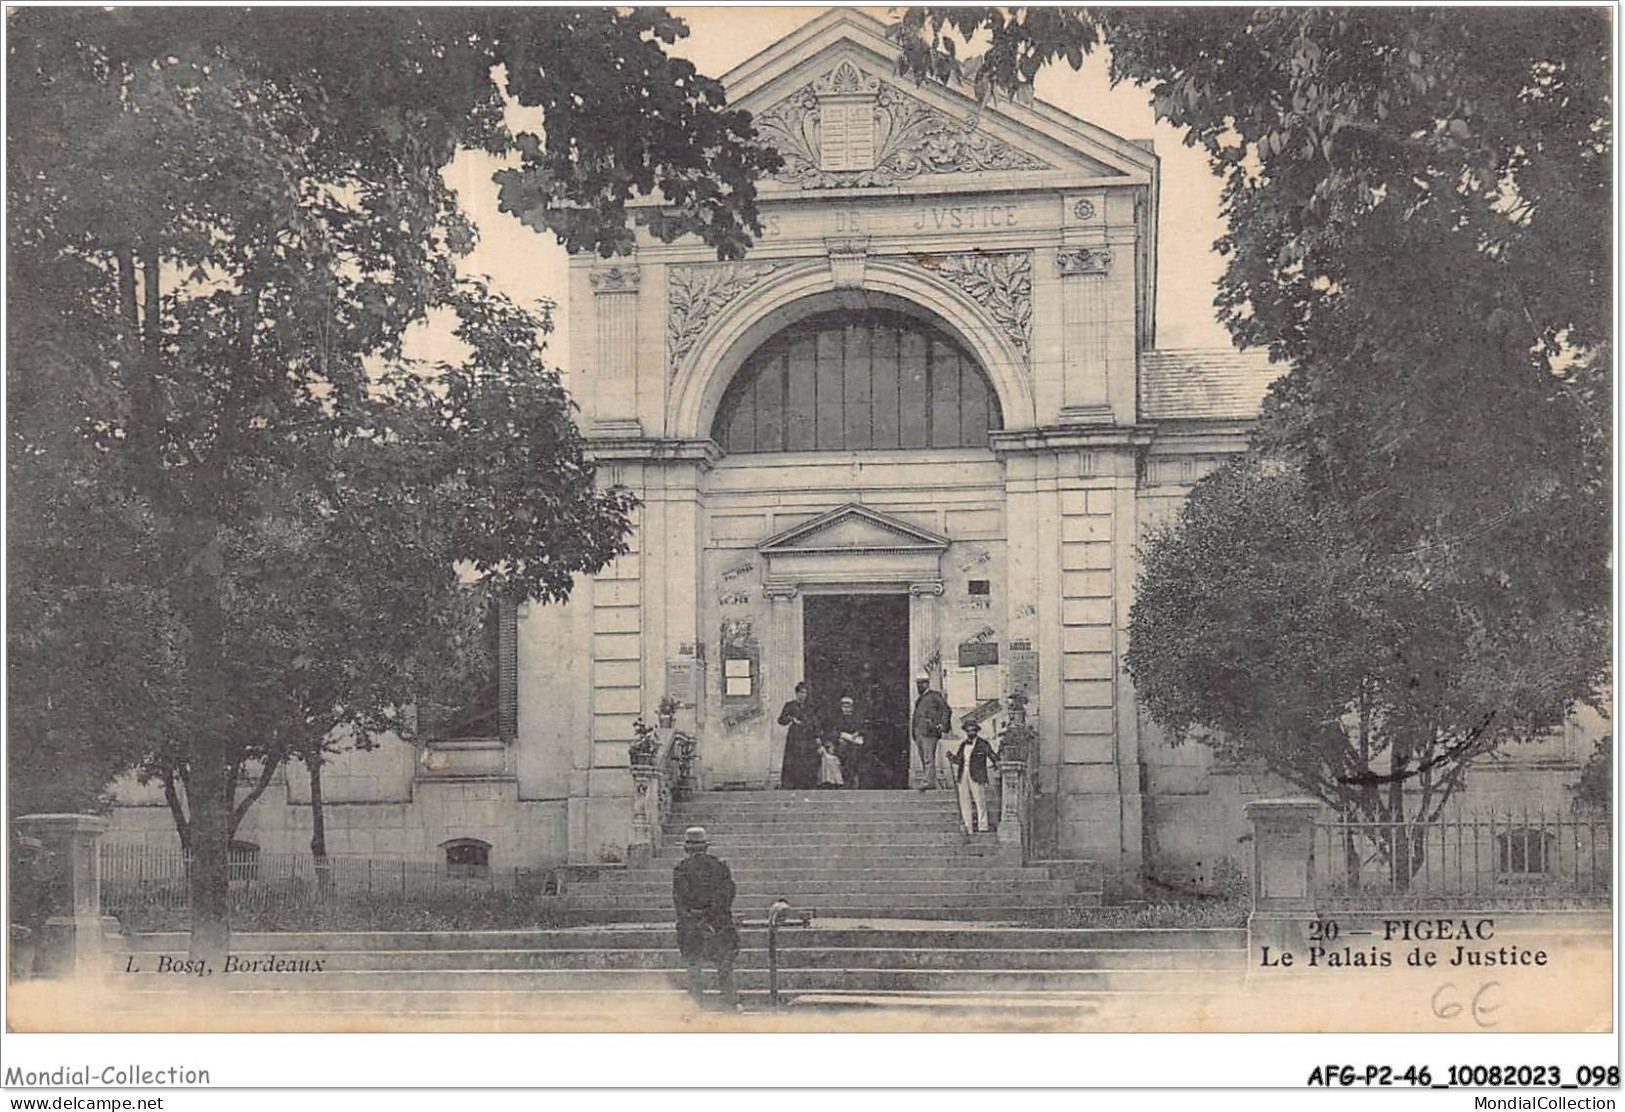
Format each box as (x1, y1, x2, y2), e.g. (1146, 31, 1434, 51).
(672, 798, 960, 813)
(116, 966, 1242, 993)
(659, 820, 965, 835)
(552, 890, 1085, 910)
(93, 988, 1190, 1018)
(640, 851, 1007, 871)
(117, 927, 1245, 952)
(612, 866, 1071, 885)
(663, 833, 972, 848)
(587, 878, 1074, 897)
(675, 790, 946, 805)
(113, 946, 1244, 973)
(552, 905, 1095, 924)
(670, 811, 961, 825)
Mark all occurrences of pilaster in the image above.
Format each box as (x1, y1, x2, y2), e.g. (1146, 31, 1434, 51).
(589, 263, 643, 437)
(764, 583, 799, 787)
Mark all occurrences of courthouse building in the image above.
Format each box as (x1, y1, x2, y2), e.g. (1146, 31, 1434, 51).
(108, 11, 1601, 888)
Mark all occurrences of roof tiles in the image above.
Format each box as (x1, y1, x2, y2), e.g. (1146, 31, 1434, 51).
(1140, 348, 1285, 421)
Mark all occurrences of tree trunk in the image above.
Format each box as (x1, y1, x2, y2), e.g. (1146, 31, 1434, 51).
(160, 768, 192, 857)
(178, 525, 232, 966)
(1342, 816, 1361, 894)
(308, 752, 332, 894)
(1388, 733, 1412, 893)
(185, 740, 231, 967)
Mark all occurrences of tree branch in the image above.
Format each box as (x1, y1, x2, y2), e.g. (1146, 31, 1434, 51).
(229, 756, 283, 839)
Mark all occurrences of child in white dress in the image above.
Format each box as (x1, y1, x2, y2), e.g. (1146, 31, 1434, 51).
(817, 739, 844, 788)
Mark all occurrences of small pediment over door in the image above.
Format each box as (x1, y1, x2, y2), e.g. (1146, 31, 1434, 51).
(758, 503, 947, 593)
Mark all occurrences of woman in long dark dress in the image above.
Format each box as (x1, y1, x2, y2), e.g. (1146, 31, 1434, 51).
(777, 681, 820, 790)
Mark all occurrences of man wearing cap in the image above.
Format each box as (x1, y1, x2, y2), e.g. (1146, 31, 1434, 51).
(948, 721, 999, 834)
(909, 672, 952, 790)
(672, 826, 740, 1009)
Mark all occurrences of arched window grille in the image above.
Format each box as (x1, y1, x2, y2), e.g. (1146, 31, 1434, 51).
(442, 838, 491, 879)
(1497, 827, 1554, 875)
(712, 310, 1003, 453)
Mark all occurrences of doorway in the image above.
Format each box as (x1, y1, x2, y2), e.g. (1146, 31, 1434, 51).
(802, 593, 911, 789)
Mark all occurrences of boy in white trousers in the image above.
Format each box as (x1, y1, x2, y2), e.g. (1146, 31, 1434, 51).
(948, 721, 998, 834)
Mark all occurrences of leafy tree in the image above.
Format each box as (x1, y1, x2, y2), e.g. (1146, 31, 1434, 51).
(895, 8, 1611, 876)
(1125, 456, 1602, 879)
(8, 8, 777, 961)
(1574, 736, 1612, 814)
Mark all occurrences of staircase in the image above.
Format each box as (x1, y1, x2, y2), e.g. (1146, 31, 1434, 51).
(107, 924, 1247, 1020)
(557, 789, 1097, 924)
(101, 791, 1249, 1019)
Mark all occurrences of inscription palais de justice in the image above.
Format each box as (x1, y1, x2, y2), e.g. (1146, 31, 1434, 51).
(760, 202, 1025, 239)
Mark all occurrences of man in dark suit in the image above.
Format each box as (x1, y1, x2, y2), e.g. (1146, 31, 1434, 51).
(672, 826, 740, 1008)
(948, 720, 999, 834)
(910, 671, 952, 790)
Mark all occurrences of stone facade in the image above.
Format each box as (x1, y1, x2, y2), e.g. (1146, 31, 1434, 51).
(107, 11, 1602, 887)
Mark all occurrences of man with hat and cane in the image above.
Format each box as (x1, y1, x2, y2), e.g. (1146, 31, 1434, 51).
(948, 720, 999, 834)
(673, 826, 740, 1009)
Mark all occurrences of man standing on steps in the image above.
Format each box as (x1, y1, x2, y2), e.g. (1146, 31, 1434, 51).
(673, 826, 740, 1010)
(948, 721, 999, 834)
(910, 671, 952, 790)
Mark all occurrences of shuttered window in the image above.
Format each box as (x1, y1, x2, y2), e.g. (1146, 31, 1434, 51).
(713, 311, 1002, 453)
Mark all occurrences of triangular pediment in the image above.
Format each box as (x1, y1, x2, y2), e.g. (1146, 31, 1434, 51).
(759, 503, 949, 555)
(725, 11, 1156, 190)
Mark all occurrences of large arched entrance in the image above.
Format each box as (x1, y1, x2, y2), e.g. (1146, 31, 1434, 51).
(694, 307, 1008, 790)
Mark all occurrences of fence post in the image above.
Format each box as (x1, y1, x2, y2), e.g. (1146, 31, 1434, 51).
(13, 814, 120, 979)
(1243, 799, 1321, 975)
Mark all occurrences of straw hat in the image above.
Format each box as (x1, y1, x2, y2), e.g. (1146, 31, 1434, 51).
(683, 826, 709, 851)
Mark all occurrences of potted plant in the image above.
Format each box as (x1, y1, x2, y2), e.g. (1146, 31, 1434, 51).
(628, 717, 661, 767)
(998, 692, 1035, 764)
(656, 694, 679, 729)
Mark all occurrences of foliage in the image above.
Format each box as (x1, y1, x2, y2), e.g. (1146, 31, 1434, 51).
(8, 8, 775, 957)
(997, 692, 1036, 763)
(895, 9, 1612, 862)
(6, 833, 54, 933)
(1069, 895, 1250, 931)
(111, 886, 566, 936)
(1127, 456, 1602, 851)
(1575, 737, 1612, 813)
(629, 718, 661, 766)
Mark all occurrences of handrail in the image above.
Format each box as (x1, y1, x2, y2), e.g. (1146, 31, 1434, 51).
(761, 897, 813, 1008)
(628, 726, 695, 864)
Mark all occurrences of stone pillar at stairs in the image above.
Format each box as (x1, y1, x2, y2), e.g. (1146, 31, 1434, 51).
(1244, 798, 1322, 973)
(13, 814, 119, 979)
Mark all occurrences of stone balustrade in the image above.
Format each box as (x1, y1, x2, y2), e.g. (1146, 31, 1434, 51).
(627, 727, 695, 865)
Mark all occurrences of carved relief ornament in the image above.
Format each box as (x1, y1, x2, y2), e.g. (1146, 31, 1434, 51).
(665, 261, 796, 376)
(755, 63, 1050, 189)
(589, 264, 641, 293)
(912, 250, 1033, 358)
(1056, 246, 1113, 277)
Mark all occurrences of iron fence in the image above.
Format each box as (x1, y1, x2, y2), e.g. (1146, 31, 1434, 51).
(1311, 810, 1612, 910)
